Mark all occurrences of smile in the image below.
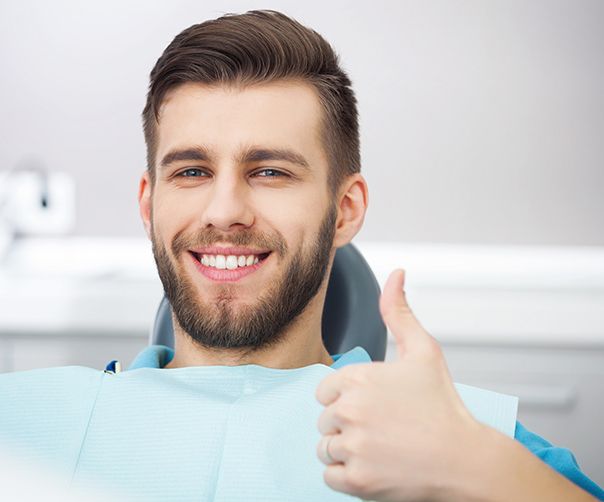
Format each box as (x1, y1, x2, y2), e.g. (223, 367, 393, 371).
(189, 251, 272, 282)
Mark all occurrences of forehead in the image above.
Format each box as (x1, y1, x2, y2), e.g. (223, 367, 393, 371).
(155, 80, 328, 169)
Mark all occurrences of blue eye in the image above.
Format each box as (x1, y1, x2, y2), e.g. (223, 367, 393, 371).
(178, 168, 206, 177)
(255, 169, 285, 177)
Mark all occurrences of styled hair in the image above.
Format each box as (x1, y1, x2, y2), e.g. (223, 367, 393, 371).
(141, 9, 360, 195)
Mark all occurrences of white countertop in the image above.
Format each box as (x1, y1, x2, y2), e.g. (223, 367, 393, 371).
(0, 237, 163, 337)
(357, 241, 604, 347)
(1, 237, 603, 347)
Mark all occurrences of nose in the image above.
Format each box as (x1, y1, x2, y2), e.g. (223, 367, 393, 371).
(200, 171, 254, 231)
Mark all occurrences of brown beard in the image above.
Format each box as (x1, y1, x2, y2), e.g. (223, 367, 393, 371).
(150, 203, 337, 351)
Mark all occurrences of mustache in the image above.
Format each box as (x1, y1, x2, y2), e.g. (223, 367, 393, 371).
(171, 226, 288, 258)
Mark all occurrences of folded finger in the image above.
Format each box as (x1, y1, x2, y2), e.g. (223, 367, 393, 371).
(317, 404, 342, 436)
(323, 463, 355, 495)
(315, 366, 359, 406)
(317, 432, 354, 466)
(317, 434, 340, 465)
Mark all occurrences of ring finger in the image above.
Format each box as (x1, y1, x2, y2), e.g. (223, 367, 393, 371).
(317, 433, 351, 466)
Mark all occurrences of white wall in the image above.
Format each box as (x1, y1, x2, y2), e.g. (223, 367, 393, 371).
(1, 0, 603, 245)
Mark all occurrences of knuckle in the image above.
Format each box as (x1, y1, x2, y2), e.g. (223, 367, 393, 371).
(417, 335, 443, 362)
(316, 374, 337, 403)
(323, 466, 344, 492)
(316, 440, 323, 458)
(342, 365, 370, 388)
(317, 411, 330, 435)
(323, 468, 334, 488)
(315, 384, 325, 402)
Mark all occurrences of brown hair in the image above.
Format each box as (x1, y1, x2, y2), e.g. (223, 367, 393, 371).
(141, 9, 360, 195)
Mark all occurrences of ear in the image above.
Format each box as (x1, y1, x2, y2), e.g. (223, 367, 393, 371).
(332, 173, 368, 249)
(138, 170, 153, 240)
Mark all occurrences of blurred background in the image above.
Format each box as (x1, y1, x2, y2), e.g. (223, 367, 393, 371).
(0, 0, 602, 488)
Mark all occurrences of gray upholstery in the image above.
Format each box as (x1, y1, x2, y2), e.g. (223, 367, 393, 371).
(149, 243, 387, 361)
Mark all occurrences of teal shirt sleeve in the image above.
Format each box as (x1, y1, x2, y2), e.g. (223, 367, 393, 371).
(514, 421, 604, 500)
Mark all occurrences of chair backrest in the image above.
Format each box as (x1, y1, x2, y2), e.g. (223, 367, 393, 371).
(150, 243, 387, 361)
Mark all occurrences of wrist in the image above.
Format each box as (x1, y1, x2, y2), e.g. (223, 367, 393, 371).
(434, 421, 597, 502)
(430, 421, 512, 502)
(459, 423, 517, 502)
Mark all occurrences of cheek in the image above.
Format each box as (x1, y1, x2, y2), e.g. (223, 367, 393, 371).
(256, 207, 323, 258)
(254, 187, 325, 220)
(152, 190, 200, 234)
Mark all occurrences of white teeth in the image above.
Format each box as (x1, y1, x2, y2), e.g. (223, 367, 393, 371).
(199, 253, 267, 269)
(225, 255, 238, 270)
(215, 255, 226, 269)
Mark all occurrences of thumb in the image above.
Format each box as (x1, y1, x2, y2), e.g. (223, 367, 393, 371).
(379, 269, 428, 359)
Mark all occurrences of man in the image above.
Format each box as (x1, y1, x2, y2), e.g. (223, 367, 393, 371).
(1, 9, 603, 502)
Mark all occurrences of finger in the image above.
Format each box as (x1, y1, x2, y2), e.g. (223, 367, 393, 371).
(316, 372, 342, 406)
(316, 365, 357, 406)
(379, 268, 412, 326)
(317, 404, 342, 436)
(317, 433, 349, 465)
(379, 268, 430, 358)
(323, 463, 357, 496)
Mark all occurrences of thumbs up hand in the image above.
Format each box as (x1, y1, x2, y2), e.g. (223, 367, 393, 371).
(315, 269, 602, 502)
(315, 269, 487, 502)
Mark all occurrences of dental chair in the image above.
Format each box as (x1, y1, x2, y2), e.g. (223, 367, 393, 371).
(149, 243, 387, 361)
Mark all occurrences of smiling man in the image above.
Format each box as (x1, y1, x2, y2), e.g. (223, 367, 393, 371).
(0, 8, 603, 502)
(139, 80, 354, 369)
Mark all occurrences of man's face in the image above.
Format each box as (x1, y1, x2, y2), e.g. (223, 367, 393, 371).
(142, 81, 337, 350)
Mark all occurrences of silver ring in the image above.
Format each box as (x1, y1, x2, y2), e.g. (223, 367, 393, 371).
(324, 435, 336, 464)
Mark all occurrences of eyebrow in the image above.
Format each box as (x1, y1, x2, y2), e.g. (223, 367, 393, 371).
(160, 147, 210, 168)
(159, 145, 310, 170)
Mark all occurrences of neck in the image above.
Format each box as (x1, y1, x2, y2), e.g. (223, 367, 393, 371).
(164, 298, 333, 369)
